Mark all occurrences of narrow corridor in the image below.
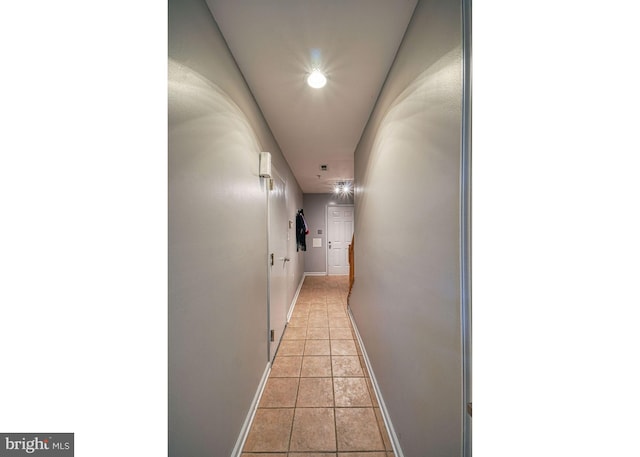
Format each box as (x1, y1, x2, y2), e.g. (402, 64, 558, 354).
(241, 276, 394, 456)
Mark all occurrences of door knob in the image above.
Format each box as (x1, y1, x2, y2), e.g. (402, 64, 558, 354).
(284, 257, 290, 262)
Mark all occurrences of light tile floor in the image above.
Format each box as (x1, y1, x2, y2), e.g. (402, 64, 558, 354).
(242, 275, 394, 457)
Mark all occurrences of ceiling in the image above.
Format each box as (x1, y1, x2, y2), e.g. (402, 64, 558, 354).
(205, 0, 418, 193)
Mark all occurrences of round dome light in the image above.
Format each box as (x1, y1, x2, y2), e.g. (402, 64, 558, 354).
(307, 69, 327, 89)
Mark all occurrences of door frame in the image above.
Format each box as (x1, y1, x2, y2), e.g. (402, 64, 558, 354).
(266, 166, 289, 361)
(461, 0, 472, 454)
(325, 204, 354, 275)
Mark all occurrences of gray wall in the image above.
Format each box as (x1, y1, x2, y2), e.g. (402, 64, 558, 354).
(168, 0, 303, 455)
(302, 193, 354, 273)
(349, 0, 463, 455)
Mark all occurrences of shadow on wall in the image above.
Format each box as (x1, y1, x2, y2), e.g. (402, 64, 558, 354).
(351, 44, 463, 456)
(359, 46, 461, 194)
(169, 58, 262, 159)
(357, 46, 462, 269)
(169, 57, 269, 457)
(169, 56, 267, 305)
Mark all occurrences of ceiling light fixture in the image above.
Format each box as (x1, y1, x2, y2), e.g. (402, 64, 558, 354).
(307, 69, 327, 89)
(333, 181, 352, 195)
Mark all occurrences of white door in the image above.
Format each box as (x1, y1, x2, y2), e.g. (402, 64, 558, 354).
(327, 205, 354, 275)
(268, 170, 289, 360)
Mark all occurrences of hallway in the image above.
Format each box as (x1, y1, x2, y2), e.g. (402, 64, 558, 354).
(169, 0, 469, 454)
(241, 276, 394, 456)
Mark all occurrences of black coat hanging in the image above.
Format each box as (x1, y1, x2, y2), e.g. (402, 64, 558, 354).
(296, 209, 308, 252)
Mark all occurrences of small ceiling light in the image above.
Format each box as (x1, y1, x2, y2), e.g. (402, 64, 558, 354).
(307, 69, 327, 89)
(333, 181, 352, 195)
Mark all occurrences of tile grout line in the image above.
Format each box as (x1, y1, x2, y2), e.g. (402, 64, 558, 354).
(285, 348, 300, 453)
(245, 276, 380, 456)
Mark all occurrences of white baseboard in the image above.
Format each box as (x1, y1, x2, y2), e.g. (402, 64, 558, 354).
(230, 362, 271, 457)
(287, 274, 306, 321)
(304, 271, 326, 276)
(348, 308, 404, 457)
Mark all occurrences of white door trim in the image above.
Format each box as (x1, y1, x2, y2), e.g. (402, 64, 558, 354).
(461, 0, 472, 454)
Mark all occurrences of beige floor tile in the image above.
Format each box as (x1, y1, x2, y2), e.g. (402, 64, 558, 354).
(308, 317, 329, 328)
(337, 453, 386, 457)
(244, 277, 388, 456)
(283, 326, 307, 340)
(243, 408, 293, 452)
(334, 377, 372, 407)
(259, 378, 299, 408)
(291, 454, 337, 457)
(277, 339, 305, 356)
(301, 356, 332, 377)
(288, 317, 309, 328)
(374, 408, 393, 450)
(330, 328, 354, 340)
(304, 339, 331, 356)
(331, 340, 358, 356)
(306, 327, 330, 339)
(332, 356, 364, 377)
(335, 408, 384, 452)
(241, 454, 287, 457)
(327, 303, 346, 309)
(290, 408, 336, 452)
(309, 310, 328, 316)
(296, 377, 334, 407)
(270, 356, 302, 377)
(329, 317, 351, 328)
